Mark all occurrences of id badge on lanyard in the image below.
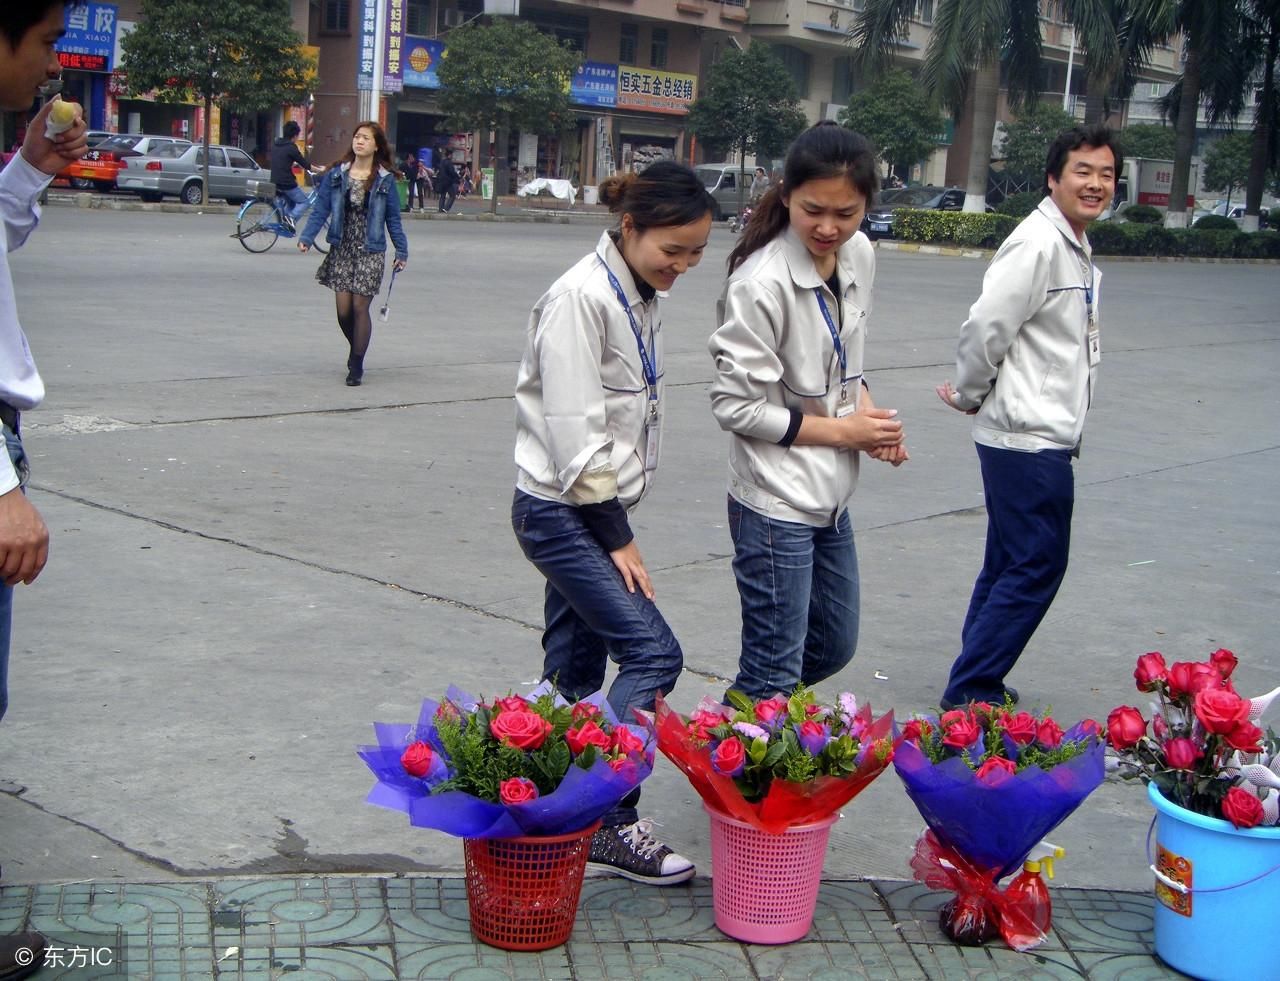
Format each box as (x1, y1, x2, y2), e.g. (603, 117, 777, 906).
(1084, 261, 1101, 366)
(601, 259, 662, 470)
(815, 289, 857, 417)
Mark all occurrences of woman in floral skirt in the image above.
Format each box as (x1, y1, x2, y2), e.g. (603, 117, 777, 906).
(299, 121, 408, 386)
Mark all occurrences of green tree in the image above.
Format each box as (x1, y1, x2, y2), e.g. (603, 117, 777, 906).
(1242, 0, 1280, 228)
(120, 0, 314, 204)
(1119, 123, 1177, 160)
(1061, 0, 1174, 126)
(999, 101, 1079, 186)
(852, 0, 1047, 213)
(686, 44, 808, 217)
(1156, 1, 1251, 227)
(436, 19, 581, 214)
(838, 68, 946, 181)
(1202, 131, 1256, 206)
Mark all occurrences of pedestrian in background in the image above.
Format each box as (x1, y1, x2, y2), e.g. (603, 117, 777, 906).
(435, 150, 458, 213)
(402, 149, 424, 212)
(749, 166, 770, 205)
(298, 121, 408, 387)
(270, 121, 322, 231)
(0, 1, 90, 975)
(511, 162, 714, 886)
(935, 125, 1120, 709)
(709, 122, 907, 702)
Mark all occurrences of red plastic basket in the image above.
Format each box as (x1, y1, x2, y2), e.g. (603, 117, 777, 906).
(462, 821, 599, 951)
(706, 803, 839, 944)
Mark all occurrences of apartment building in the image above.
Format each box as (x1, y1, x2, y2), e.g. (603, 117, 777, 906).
(310, 0, 748, 193)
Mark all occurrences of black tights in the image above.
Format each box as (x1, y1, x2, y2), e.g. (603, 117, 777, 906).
(335, 292, 373, 363)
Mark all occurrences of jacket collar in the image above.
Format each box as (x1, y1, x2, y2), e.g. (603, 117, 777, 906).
(1037, 197, 1092, 258)
(339, 161, 392, 182)
(780, 225, 861, 291)
(595, 230, 666, 303)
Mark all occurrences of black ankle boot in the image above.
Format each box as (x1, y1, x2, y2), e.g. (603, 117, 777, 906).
(346, 354, 364, 386)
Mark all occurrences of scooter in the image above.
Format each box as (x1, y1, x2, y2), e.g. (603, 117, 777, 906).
(727, 205, 753, 233)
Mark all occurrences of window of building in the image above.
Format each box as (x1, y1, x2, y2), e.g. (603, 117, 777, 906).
(406, 0, 431, 35)
(913, 0, 933, 22)
(771, 44, 810, 98)
(323, 0, 351, 33)
(651, 28, 669, 69)
(619, 23, 638, 65)
(832, 57, 855, 105)
(1149, 81, 1162, 98)
(527, 10, 588, 52)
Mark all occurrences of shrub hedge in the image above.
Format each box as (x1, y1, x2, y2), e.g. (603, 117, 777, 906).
(885, 207, 1280, 259)
(1121, 204, 1164, 224)
(893, 210, 1018, 249)
(994, 191, 1043, 219)
(1192, 214, 1238, 230)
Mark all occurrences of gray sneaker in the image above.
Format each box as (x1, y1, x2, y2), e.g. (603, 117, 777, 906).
(586, 819, 694, 885)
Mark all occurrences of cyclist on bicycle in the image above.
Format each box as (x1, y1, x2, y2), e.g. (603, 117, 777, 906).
(271, 122, 323, 231)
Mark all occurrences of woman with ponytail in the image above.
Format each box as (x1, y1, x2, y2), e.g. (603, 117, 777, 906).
(511, 161, 713, 885)
(709, 122, 909, 701)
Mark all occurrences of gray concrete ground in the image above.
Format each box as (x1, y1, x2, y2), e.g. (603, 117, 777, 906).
(0, 206, 1277, 905)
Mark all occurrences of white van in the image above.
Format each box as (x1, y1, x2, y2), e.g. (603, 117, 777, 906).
(695, 162, 751, 221)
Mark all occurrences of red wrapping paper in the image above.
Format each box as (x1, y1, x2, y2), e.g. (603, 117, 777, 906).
(654, 694, 897, 834)
(909, 830, 1049, 951)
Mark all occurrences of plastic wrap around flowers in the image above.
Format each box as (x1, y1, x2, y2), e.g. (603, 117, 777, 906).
(655, 687, 896, 834)
(895, 703, 1104, 881)
(358, 682, 655, 839)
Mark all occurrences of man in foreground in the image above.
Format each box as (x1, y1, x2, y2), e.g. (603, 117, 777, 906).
(0, 2, 89, 976)
(936, 125, 1120, 710)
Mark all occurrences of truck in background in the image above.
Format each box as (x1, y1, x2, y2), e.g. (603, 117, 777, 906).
(1105, 157, 1199, 218)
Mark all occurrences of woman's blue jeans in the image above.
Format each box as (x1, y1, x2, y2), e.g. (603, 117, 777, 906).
(512, 491, 684, 826)
(726, 496, 860, 700)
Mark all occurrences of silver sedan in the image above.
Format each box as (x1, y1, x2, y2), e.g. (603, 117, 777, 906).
(117, 142, 267, 205)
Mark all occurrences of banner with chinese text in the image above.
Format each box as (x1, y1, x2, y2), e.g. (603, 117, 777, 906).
(616, 68, 696, 115)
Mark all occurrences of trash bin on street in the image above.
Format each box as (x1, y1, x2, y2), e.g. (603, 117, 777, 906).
(583, 186, 599, 206)
(397, 180, 409, 209)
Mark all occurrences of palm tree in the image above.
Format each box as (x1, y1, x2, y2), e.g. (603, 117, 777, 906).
(1157, 0, 1249, 227)
(851, 0, 1047, 213)
(1061, 0, 1175, 126)
(1242, 0, 1280, 230)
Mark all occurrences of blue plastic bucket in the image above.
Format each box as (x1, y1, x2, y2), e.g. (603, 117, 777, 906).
(1148, 782, 1280, 980)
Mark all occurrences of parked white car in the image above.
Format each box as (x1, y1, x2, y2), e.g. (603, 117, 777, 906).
(117, 142, 266, 205)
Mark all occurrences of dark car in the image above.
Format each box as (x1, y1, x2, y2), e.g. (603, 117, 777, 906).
(861, 186, 968, 240)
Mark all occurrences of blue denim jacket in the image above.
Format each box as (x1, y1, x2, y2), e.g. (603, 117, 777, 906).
(301, 163, 408, 261)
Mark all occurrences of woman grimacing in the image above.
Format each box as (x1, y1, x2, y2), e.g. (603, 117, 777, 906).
(709, 122, 908, 701)
(299, 121, 408, 386)
(511, 162, 714, 886)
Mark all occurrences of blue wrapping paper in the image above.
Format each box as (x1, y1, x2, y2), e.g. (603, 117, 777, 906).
(894, 721, 1104, 880)
(357, 683, 654, 839)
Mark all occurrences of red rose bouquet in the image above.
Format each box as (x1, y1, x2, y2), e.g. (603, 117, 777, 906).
(654, 686, 896, 834)
(358, 682, 654, 839)
(895, 700, 1104, 951)
(1106, 648, 1280, 829)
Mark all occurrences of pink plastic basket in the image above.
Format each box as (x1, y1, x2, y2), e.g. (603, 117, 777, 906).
(705, 803, 839, 944)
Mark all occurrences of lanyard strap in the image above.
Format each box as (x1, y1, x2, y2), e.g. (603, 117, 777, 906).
(600, 260, 659, 409)
(814, 288, 849, 397)
(1079, 254, 1095, 325)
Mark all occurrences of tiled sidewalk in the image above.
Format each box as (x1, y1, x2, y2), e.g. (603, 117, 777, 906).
(0, 875, 1186, 980)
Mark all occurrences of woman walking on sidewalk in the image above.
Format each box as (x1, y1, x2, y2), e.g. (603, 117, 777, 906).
(709, 122, 908, 701)
(299, 121, 407, 386)
(511, 162, 714, 886)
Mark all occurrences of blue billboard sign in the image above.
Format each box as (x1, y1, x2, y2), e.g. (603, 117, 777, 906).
(403, 36, 444, 89)
(571, 62, 618, 108)
(57, 2, 118, 72)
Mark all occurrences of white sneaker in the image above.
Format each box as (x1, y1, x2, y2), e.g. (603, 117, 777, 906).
(586, 818, 695, 885)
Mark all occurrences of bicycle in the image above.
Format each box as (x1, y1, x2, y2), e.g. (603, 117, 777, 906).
(233, 179, 329, 254)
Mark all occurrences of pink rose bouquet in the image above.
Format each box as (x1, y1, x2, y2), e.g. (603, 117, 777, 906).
(358, 682, 654, 838)
(654, 686, 896, 834)
(1106, 648, 1280, 828)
